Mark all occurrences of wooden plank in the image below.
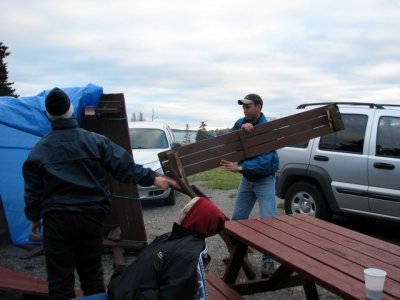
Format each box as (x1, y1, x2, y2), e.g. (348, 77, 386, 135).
(177, 138, 241, 168)
(246, 104, 341, 135)
(159, 104, 343, 179)
(265, 217, 400, 282)
(0, 267, 84, 298)
(0, 267, 48, 296)
(163, 108, 327, 163)
(98, 94, 146, 243)
(0, 296, 19, 300)
(19, 245, 44, 259)
(160, 130, 239, 159)
(223, 241, 249, 284)
(206, 272, 243, 300)
(227, 217, 400, 299)
(230, 266, 313, 295)
(173, 116, 330, 174)
(249, 218, 399, 298)
(163, 104, 339, 163)
(224, 220, 369, 300)
(81, 94, 147, 247)
(181, 124, 335, 176)
(291, 214, 400, 257)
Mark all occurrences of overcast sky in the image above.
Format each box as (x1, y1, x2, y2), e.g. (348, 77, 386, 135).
(2, 0, 400, 129)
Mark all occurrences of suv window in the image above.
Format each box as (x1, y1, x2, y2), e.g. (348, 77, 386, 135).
(289, 141, 309, 148)
(319, 114, 368, 154)
(130, 128, 169, 149)
(376, 116, 400, 159)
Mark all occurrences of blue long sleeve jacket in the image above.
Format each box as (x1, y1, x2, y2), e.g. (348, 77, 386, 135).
(232, 113, 279, 181)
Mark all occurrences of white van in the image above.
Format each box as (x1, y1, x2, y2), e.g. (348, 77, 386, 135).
(128, 121, 180, 205)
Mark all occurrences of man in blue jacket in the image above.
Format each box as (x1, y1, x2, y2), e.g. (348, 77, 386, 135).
(23, 87, 175, 299)
(220, 93, 279, 278)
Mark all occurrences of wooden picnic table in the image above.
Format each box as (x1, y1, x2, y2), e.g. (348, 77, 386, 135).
(222, 214, 400, 300)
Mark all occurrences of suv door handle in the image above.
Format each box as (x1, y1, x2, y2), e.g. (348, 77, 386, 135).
(314, 155, 329, 161)
(373, 162, 395, 170)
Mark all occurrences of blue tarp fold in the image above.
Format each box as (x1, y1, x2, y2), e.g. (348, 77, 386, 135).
(0, 84, 103, 244)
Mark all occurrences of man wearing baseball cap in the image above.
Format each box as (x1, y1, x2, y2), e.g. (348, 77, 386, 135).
(220, 93, 279, 278)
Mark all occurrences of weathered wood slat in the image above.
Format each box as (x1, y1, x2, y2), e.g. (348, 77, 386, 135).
(159, 104, 343, 181)
(250, 218, 400, 297)
(0, 267, 48, 296)
(268, 217, 400, 280)
(225, 220, 366, 299)
(176, 111, 330, 171)
(290, 214, 400, 259)
(179, 124, 333, 176)
(206, 272, 243, 300)
(158, 132, 239, 162)
(82, 93, 147, 248)
(0, 267, 83, 297)
(161, 104, 339, 163)
(253, 215, 400, 296)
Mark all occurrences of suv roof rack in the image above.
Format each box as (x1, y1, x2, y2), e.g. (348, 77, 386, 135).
(296, 102, 400, 109)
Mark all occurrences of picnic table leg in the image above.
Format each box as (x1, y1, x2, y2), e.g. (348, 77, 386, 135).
(223, 241, 248, 284)
(219, 230, 256, 280)
(192, 185, 257, 280)
(19, 245, 44, 259)
(303, 283, 319, 300)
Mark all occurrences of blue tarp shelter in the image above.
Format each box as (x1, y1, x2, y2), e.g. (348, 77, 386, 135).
(0, 84, 103, 244)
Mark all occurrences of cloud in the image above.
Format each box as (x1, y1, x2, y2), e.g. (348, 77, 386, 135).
(1, 0, 400, 129)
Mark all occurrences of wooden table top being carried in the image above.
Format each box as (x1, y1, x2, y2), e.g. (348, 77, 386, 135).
(222, 214, 400, 300)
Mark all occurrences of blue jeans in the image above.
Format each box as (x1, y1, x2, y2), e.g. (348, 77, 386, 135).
(232, 175, 276, 264)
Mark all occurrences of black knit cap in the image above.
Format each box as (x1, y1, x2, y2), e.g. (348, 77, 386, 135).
(45, 87, 71, 116)
(238, 94, 263, 106)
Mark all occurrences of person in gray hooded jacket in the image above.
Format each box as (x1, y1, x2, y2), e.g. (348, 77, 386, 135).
(107, 196, 226, 300)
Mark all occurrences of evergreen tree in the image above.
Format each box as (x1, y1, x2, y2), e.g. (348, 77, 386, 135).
(0, 42, 18, 97)
(138, 112, 146, 121)
(196, 121, 212, 142)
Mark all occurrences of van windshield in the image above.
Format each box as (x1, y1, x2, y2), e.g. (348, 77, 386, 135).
(129, 128, 169, 149)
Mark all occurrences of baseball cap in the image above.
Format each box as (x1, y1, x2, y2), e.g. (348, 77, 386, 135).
(238, 93, 263, 106)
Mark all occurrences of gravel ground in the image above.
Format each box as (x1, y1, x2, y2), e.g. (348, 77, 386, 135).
(0, 181, 341, 299)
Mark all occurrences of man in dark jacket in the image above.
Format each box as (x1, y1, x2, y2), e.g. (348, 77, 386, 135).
(107, 196, 226, 300)
(220, 93, 279, 278)
(23, 87, 175, 299)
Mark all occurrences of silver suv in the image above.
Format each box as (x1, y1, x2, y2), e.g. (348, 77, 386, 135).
(276, 102, 400, 222)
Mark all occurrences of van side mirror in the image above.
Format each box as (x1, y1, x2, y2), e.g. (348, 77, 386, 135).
(171, 142, 181, 149)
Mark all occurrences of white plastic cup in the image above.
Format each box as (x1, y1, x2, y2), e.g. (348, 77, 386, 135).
(364, 268, 387, 300)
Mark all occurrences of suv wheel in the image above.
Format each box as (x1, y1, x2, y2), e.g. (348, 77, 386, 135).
(284, 181, 331, 220)
(163, 189, 176, 205)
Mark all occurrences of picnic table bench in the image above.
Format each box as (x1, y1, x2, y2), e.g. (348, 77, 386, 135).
(158, 103, 343, 198)
(0, 267, 83, 299)
(206, 272, 243, 300)
(0, 267, 242, 300)
(222, 214, 400, 300)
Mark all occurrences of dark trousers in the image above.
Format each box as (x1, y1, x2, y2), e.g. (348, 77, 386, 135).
(43, 212, 105, 299)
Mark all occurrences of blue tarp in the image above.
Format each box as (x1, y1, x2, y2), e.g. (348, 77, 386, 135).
(0, 84, 103, 244)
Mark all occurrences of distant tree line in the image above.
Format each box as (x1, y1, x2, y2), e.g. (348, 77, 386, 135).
(195, 121, 230, 142)
(130, 112, 146, 122)
(129, 113, 229, 143)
